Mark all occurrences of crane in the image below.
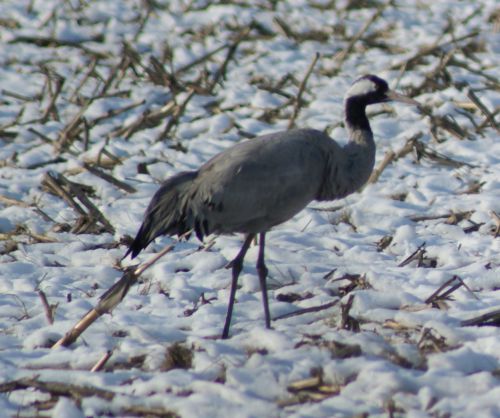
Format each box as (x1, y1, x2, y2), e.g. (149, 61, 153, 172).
(125, 74, 418, 338)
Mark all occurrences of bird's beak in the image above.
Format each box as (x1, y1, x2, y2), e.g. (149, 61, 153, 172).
(385, 90, 420, 106)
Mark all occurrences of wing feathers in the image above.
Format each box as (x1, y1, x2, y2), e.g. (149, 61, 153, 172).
(126, 171, 197, 258)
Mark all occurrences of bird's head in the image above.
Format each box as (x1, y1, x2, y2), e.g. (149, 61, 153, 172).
(345, 74, 419, 106)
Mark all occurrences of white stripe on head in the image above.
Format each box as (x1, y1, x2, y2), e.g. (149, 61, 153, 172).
(345, 78, 377, 99)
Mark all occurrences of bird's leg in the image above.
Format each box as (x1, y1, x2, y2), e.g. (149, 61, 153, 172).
(222, 233, 255, 339)
(256, 232, 271, 329)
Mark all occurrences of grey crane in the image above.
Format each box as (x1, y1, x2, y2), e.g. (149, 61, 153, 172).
(126, 74, 418, 338)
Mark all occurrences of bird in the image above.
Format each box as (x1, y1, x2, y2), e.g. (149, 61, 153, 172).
(125, 74, 418, 338)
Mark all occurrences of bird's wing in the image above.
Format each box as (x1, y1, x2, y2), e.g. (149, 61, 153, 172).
(126, 171, 197, 257)
(186, 130, 330, 235)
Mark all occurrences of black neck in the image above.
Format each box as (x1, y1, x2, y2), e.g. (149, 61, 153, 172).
(345, 97, 371, 133)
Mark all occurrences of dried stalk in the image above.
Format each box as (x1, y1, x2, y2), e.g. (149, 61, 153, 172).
(339, 294, 359, 331)
(335, 4, 387, 66)
(206, 27, 251, 92)
(389, 31, 480, 71)
(466, 89, 499, 132)
(288, 52, 320, 130)
(88, 99, 146, 129)
(410, 210, 472, 223)
(0, 194, 31, 208)
(155, 88, 196, 141)
(424, 276, 465, 308)
(273, 17, 330, 42)
(68, 57, 99, 103)
(40, 69, 65, 123)
(412, 137, 473, 167)
(54, 101, 92, 153)
(38, 290, 55, 325)
(52, 243, 175, 348)
(42, 171, 115, 234)
(398, 242, 426, 267)
(91, 350, 114, 372)
(368, 132, 422, 184)
(42, 171, 87, 217)
(174, 43, 227, 76)
(423, 108, 471, 141)
(0, 377, 115, 400)
(108, 94, 173, 136)
(83, 163, 137, 194)
(461, 308, 500, 327)
(274, 299, 339, 321)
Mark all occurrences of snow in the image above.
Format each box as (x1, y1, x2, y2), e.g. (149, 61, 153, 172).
(0, 0, 498, 417)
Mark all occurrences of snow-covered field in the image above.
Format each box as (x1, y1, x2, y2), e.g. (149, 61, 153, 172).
(0, 0, 499, 416)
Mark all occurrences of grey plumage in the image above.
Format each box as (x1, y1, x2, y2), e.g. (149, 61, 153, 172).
(126, 74, 418, 338)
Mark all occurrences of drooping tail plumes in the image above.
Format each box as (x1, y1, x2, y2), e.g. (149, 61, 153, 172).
(126, 171, 197, 258)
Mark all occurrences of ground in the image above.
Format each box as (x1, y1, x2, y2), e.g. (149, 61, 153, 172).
(0, 1, 499, 417)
